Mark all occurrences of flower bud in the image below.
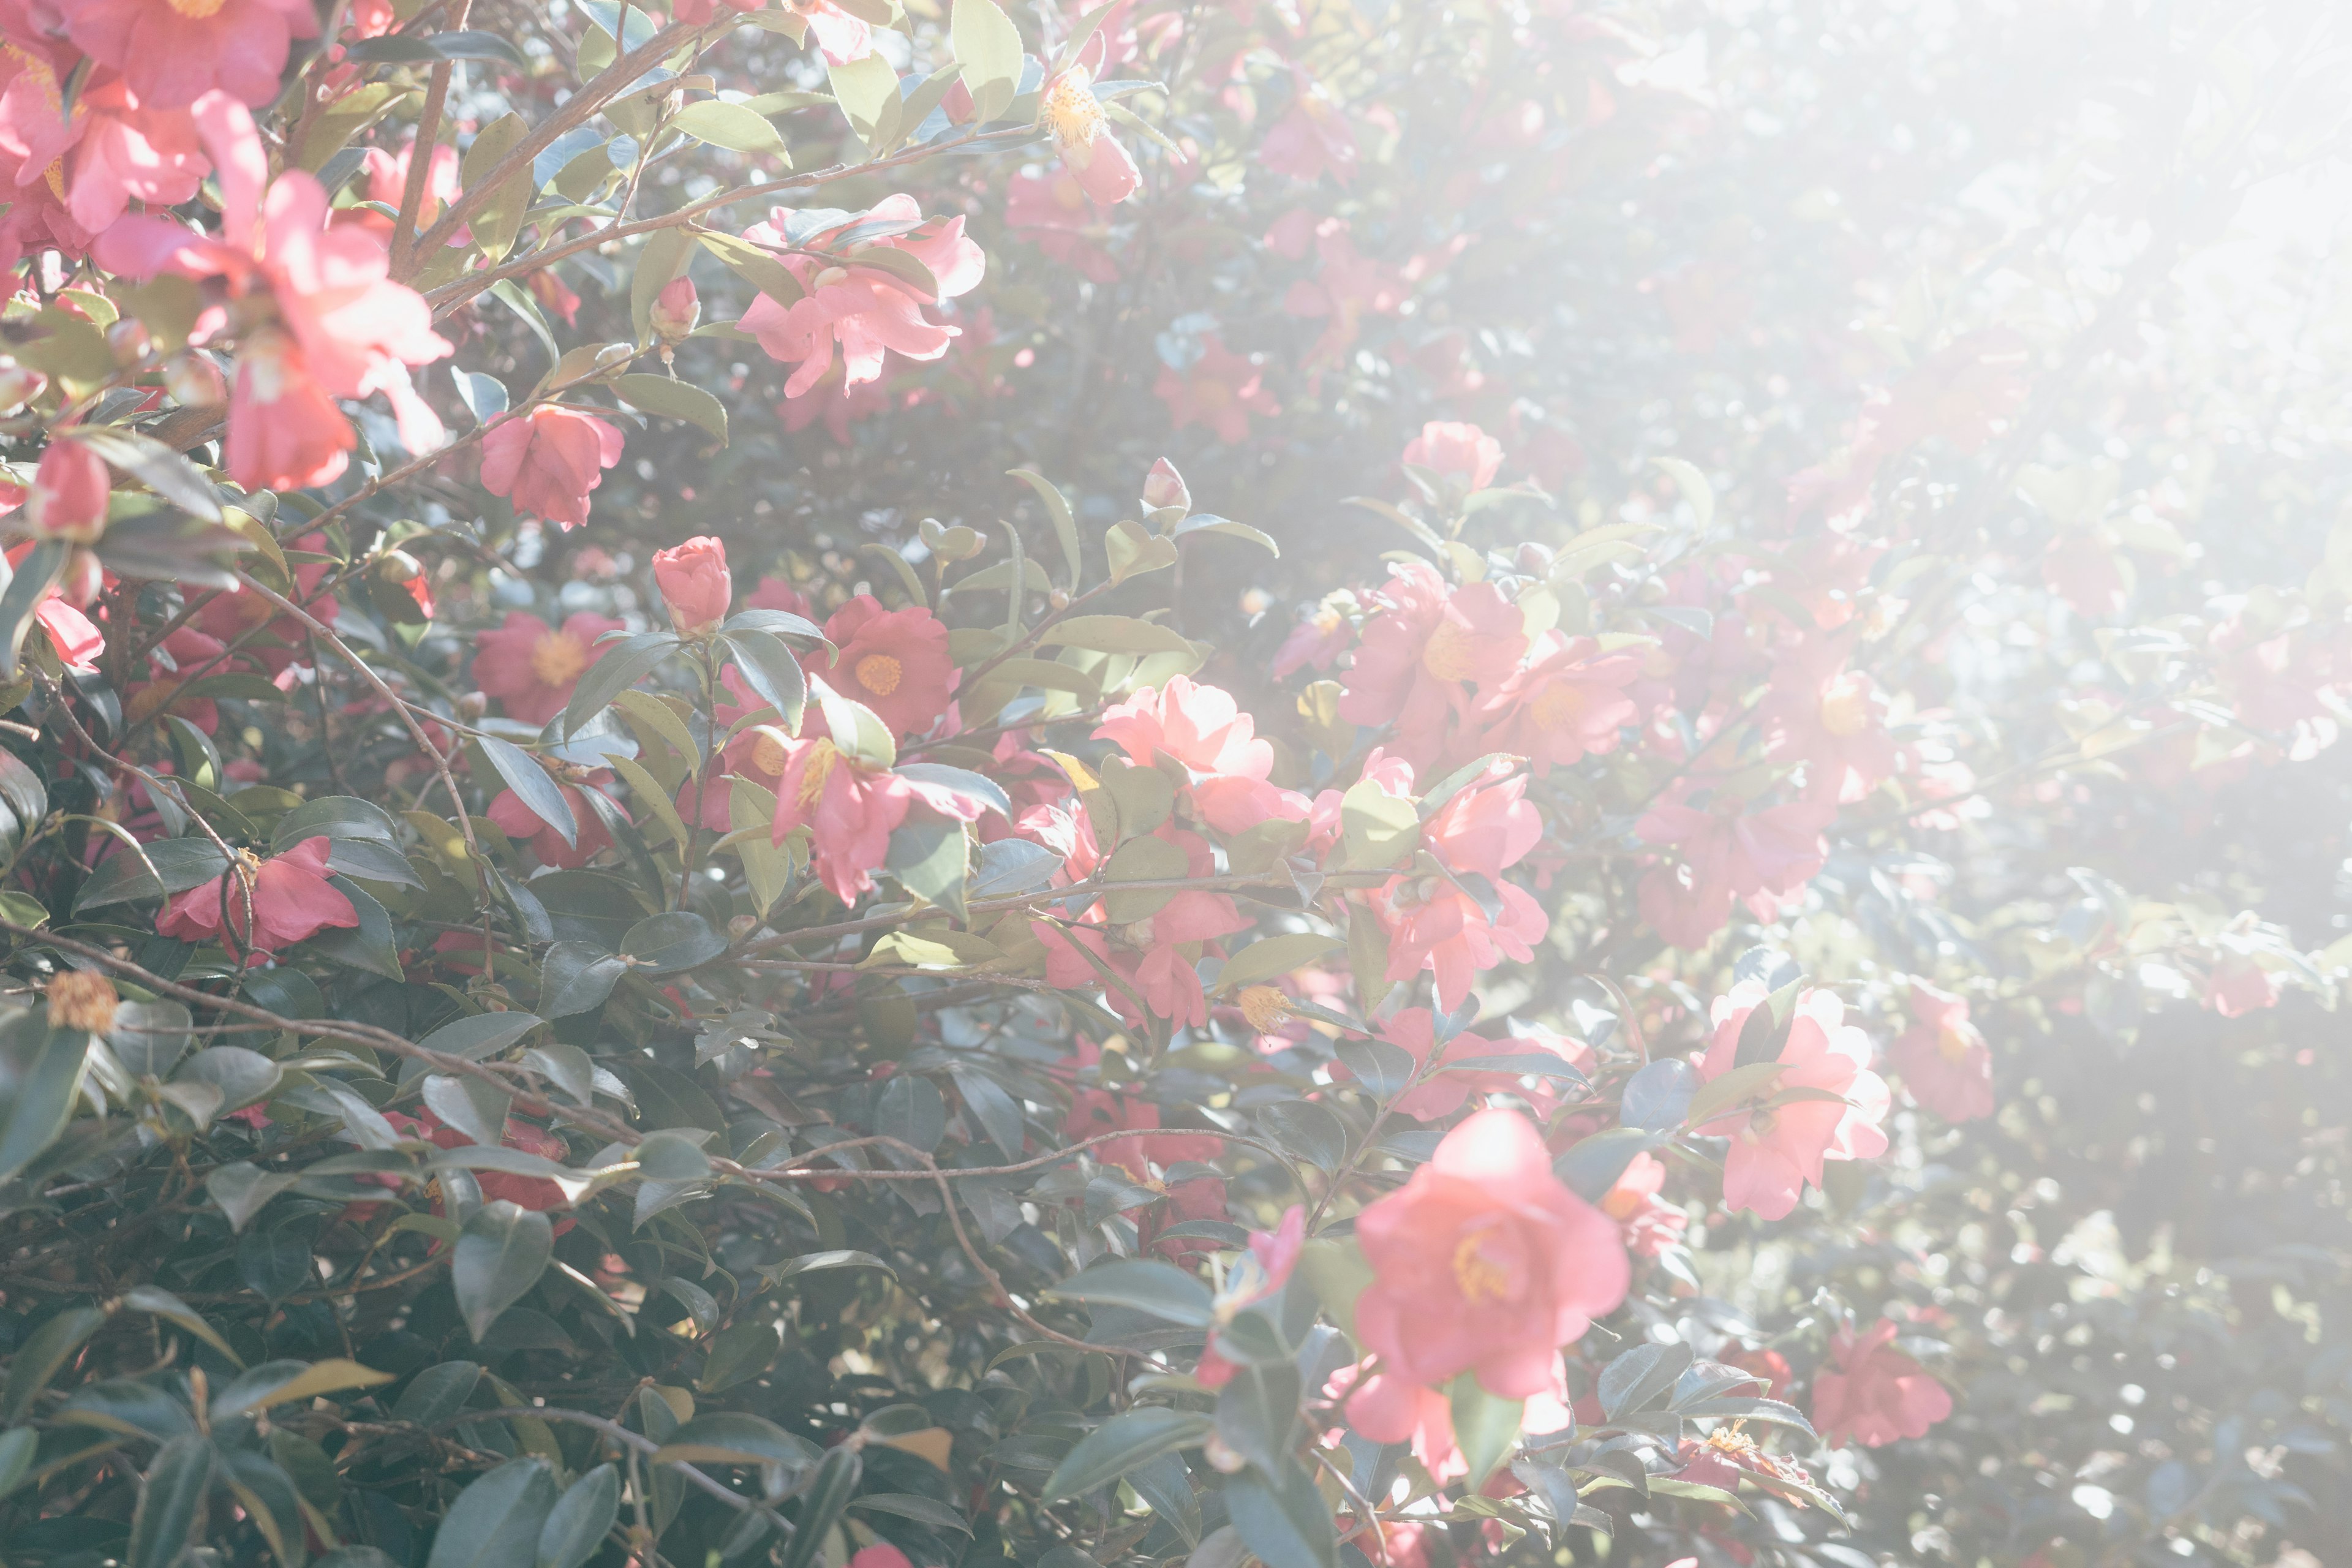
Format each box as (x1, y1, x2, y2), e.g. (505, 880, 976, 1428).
(457, 691, 489, 720)
(107, 318, 150, 369)
(1143, 456, 1190, 515)
(59, 548, 104, 609)
(164, 353, 227, 410)
(650, 276, 700, 342)
(652, 534, 733, 637)
(0, 360, 47, 414)
(26, 438, 111, 543)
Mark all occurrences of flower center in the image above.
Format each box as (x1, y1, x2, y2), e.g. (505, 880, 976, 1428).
(1421, 618, 1480, 682)
(1191, 376, 1232, 411)
(1819, 675, 1871, 737)
(1531, 679, 1588, 732)
(1936, 1022, 1975, 1064)
(1450, 1230, 1514, 1305)
(856, 652, 903, 697)
(795, 737, 842, 809)
(1236, 984, 1292, 1033)
(530, 630, 588, 688)
(752, 729, 789, 778)
(47, 971, 119, 1034)
(1599, 1185, 1645, 1222)
(1041, 70, 1106, 154)
(167, 0, 232, 19)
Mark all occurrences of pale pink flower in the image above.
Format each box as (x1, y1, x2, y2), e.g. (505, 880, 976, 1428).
(1694, 981, 1890, 1221)
(1153, 333, 1276, 443)
(1338, 560, 1526, 771)
(1474, 630, 1642, 774)
(1812, 1319, 1953, 1449)
(741, 195, 986, 399)
(57, 0, 318, 108)
(1888, 982, 1994, 1122)
(1403, 420, 1503, 491)
(479, 407, 625, 530)
(1095, 674, 1306, 834)
(1635, 785, 1836, 949)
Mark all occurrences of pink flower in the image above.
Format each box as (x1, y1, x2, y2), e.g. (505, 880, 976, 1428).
(26, 437, 110, 541)
(2204, 952, 2282, 1018)
(847, 1545, 912, 1568)
(1005, 167, 1120, 282)
(741, 195, 986, 399)
(1338, 562, 1526, 771)
(1635, 786, 1836, 949)
(675, 0, 873, 62)
(472, 611, 627, 727)
(35, 594, 104, 674)
(1095, 674, 1306, 834)
(1262, 74, 1357, 186)
(1474, 631, 1642, 773)
(1041, 62, 1141, 206)
(1153, 333, 1276, 444)
(653, 535, 733, 636)
(1270, 601, 1352, 680)
(157, 837, 358, 957)
(1758, 643, 1898, 804)
(1811, 1319, 1953, 1448)
(771, 735, 987, 904)
(1278, 217, 1408, 363)
(487, 780, 616, 871)
(1694, 982, 1890, 1221)
(479, 407, 625, 530)
(1061, 1079, 1223, 1180)
(1888, 982, 1993, 1122)
(95, 94, 448, 489)
(1344, 1110, 1627, 1440)
(1597, 1153, 1687, 1258)
(813, 595, 958, 739)
(1403, 420, 1503, 491)
(1373, 1009, 1586, 1121)
(650, 276, 699, 341)
(1197, 1206, 1306, 1387)
(57, 0, 317, 108)
(0, 52, 208, 238)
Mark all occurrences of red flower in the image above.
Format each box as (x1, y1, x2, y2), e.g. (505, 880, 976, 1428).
(1338, 562, 1527, 771)
(653, 535, 734, 636)
(1887, 981, 1994, 1123)
(812, 595, 958, 739)
(487, 780, 616, 871)
(1196, 1205, 1305, 1387)
(1344, 1110, 1627, 1441)
(57, 0, 317, 108)
(479, 407, 625, 530)
(1153, 333, 1276, 444)
(1403, 420, 1502, 491)
(472, 611, 627, 727)
(1694, 981, 1890, 1221)
(1811, 1319, 1953, 1449)
(156, 837, 358, 957)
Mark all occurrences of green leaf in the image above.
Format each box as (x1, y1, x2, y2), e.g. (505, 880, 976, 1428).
(614, 374, 729, 443)
(1170, 514, 1278, 556)
(0, 538, 68, 678)
(391, 1360, 483, 1427)
(346, 29, 527, 66)
(622, 911, 725, 973)
(1449, 1373, 1524, 1488)
(540, 941, 628, 1018)
(721, 628, 809, 735)
(454, 1200, 556, 1342)
(951, 0, 1023, 121)
(1223, 1458, 1336, 1568)
(0, 1015, 91, 1185)
(1213, 1360, 1300, 1475)
(74, 837, 229, 911)
(826, 54, 902, 153)
(654, 1412, 821, 1469)
(1340, 778, 1419, 870)
(1, 1306, 104, 1419)
(630, 227, 696, 344)
(848, 1493, 973, 1534)
(1102, 833, 1188, 922)
(557, 631, 679, 740)
(460, 112, 531, 263)
(1041, 1259, 1213, 1326)
(886, 818, 969, 922)
(1038, 614, 1196, 655)
(426, 1458, 560, 1568)
(1682, 1061, 1785, 1130)
(423, 1073, 514, 1147)
(210, 1359, 395, 1418)
(696, 1319, 781, 1394)
(669, 100, 791, 159)
(537, 1464, 619, 1568)
(1215, 934, 1341, 994)
(306, 875, 404, 980)
(119, 1285, 245, 1369)
(635, 1129, 713, 1182)
(127, 1433, 214, 1568)
(810, 675, 894, 767)
(72, 427, 223, 522)
(1104, 521, 1177, 584)
(478, 736, 576, 848)
(206, 1163, 300, 1232)
(778, 1447, 859, 1568)
(417, 1010, 545, 1063)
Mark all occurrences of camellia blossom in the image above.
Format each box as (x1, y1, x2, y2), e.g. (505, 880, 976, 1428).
(671, 0, 873, 62)
(1095, 674, 1307, 834)
(1371, 774, 1551, 1011)
(1888, 981, 1994, 1122)
(1338, 561, 1527, 770)
(1811, 1319, 1954, 1448)
(26, 437, 110, 542)
(1475, 631, 1643, 772)
(1598, 1152, 1688, 1258)
(57, 0, 318, 108)
(770, 734, 990, 903)
(1344, 1109, 1628, 1441)
(811, 595, 957, 738)
(1006, 168, 1120, 283)
(1759, 643, 1898, 804)
(1635, 785, 1836, 949)
(0, 46, 208, 240)
(1261, 72, 1358, 186)
(1196, 1206, 1306, 1387)
(741, 195, 986, 399)
(1403, 420, 1504, 491)
(384, 1107, 575, 1221)
(156, 837, 358, 957)
(653, 535, 733, 636)
(1039, 61, 1142, 207)
(472, 611, 625, 726)
(1153, 333, 1277, 444)
(1694, 981, 1890, 1220)
(94, 93, 449, 491)
(487, 777, 616, 872)
(480, 407, 625, 530)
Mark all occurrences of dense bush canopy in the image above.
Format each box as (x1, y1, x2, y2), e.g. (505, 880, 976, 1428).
(0, 0, 2342, 1566)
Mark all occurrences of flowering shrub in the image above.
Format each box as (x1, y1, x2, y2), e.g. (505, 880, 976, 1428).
(0, 1, 2340, 1568)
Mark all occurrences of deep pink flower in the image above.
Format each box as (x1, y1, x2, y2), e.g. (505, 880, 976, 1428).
(653, 535, 733, 636)
(813, 595, 958, 739)
(1474, 631, 1642, 773)
(2204, 952, 2282, 1018)
(1338, 561, 1526, 770)
(157, 837, 358, 956)
(1635, 786, 1836, 949)
(1597, 1152, 1687, 1258)
(57, 0, 317, 108)
(472, 611, 627, 727)
(1153, 333, 1276, 444)
(26, 437, 110, 541)
(1812, 1319, 1953, 1448)
(742, 195, 986, 398)
(1888, 982, 1993, 1122)
(479, 407, 625, 530)
(1095, 674, 1306, 834)
(770, 734, 987, 903)
(1041, 63, 1141, 206)
(1403, 420, 1503, 491)
(1061, 1079, 1223, 1180)
(0, 51, 207, 239)
(846, 1544, 912, 1568)
(1694, 982, 1890, 1220)
(487, 777, 616, 870)
(1344, 1110, 1627, 1440)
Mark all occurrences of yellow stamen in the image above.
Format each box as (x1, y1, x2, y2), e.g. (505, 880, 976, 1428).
(1936, 1022, 1976, 1064)
(167, 0, 231, 17)
(1531, 679, 1589, 733)
(856, 652, 903, 697)
(1451, 1232, 1512, 1304)
(47, 971, 119, 1034)
(1421, 619, 1480, 682)
(1819, 677, 1871, 737)
(530, 630, 588, 688)
(1041, 69, 1106, 156)
(1236, 985, 1292, 1033)
(795, 737, 842, 809)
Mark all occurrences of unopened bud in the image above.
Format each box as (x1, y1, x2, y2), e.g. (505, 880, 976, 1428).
(26, 437, 110, 544)
(1142, 456, 1190, 515)
(0, 360, 46, 414)
(650, 276, 699, 342)
(164, 353, 227, 410)
(1048, 587, 1071, 611)
(59, 547, 104, 609)
(1202, 1434, 1246, 1474)
(1515, 540, 1555, 575)
(457, 691, 489, 720)
(47, 970, 118, 1034)
(107, 318, 150, 369)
